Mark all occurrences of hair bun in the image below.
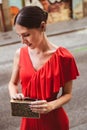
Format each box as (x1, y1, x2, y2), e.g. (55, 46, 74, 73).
(43, 11, 48, 22)
(14, 6, 48, 28)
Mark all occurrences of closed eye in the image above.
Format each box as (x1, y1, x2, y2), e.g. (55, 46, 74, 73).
(23, 33, 30, 37)
(17, 33, 30, 38)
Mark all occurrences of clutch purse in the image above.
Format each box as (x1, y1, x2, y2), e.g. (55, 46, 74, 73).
(10, 97, 40, 118)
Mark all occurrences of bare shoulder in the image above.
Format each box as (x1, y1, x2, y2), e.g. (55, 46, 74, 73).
(49, 43, 58, 53)
(15, 48, 21, 57)
(13, 48, 21, 63)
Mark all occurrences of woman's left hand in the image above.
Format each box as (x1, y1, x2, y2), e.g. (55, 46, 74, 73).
(29, 100, 53, 114)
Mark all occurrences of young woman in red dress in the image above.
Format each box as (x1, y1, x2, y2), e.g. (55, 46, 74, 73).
(8, 6, 79, 130)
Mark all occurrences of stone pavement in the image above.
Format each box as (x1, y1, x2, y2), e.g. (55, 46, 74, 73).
(0, 17, 87, 130)
(0, 16, 87, 46)
(71, 123, 87, 130)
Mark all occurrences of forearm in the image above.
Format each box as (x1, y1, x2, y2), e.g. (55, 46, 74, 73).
(8, 82, 18, 98)
(50, 93, 72, 111)
(29, 81, 72, 114)
(51, 80, 73, 110)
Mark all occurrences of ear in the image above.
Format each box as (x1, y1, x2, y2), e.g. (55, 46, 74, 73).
(40, 21, 46, 32)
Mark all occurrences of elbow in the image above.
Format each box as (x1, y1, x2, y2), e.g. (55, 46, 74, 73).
(8, 81, 12, 90)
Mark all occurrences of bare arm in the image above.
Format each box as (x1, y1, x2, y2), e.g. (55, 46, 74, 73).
(50, 80, 72, 110)
(29, 80, 72, 114)
(8, 48, 24, 99)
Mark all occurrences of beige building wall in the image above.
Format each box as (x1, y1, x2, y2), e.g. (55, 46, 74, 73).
(72, 0, 84, 19)
(25, 0, 43, 8)
(83, 0, 87, 16)
(2, 0, 12, 31)
(0, 0, 87, 32)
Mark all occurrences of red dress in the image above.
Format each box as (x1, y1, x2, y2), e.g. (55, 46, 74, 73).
(19, 46, 79, 130)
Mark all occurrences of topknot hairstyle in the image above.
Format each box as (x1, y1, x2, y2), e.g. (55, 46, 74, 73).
(14, 6, 48, 29)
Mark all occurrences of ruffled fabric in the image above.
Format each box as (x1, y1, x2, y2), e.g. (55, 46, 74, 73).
(19, 46, 79, 130)
(19, 46, 79, 100)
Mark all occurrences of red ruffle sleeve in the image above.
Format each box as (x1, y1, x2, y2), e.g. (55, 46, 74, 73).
(58, 47, 79, 87)
(20, 46, 79, 100)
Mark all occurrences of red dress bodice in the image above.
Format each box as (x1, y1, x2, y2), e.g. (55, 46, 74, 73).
(19, 46, 79, 130)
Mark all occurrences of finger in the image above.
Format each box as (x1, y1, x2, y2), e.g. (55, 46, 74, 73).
(12, 93, 24, 100)
(11, 96, 17, 100)
(30, 100, 47, 105)
(19, 93, 24, 99)
(31, 107, 47, 114)
(17, 93, 24, 100)
(29, 104, 47, 109)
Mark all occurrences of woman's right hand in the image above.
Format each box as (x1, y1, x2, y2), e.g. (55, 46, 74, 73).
(11, 93, 24, 100)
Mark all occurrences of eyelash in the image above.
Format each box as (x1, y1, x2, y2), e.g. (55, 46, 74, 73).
(18, 34, 30, 38)
(23, 34, 30, 37)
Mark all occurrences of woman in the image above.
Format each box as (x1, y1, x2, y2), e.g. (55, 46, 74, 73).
(8, 6, 79, 130)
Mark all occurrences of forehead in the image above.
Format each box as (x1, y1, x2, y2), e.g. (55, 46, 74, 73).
(15, 24, 40, 35)
(15, 24, 29, 34)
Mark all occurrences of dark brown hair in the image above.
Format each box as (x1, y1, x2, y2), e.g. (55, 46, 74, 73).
(14, 6, 48, 28)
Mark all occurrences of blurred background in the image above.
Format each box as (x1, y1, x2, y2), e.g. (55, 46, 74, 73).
(0, 0, 87, 130)
(0, 0, 87, 32)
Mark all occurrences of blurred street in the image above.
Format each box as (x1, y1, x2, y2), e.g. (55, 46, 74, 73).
(0, 17, 87, 130)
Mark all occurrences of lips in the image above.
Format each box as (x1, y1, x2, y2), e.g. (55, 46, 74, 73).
(28, 43, 32, 46)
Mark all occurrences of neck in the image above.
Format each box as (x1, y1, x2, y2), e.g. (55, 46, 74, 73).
(29, 34, 51, 54)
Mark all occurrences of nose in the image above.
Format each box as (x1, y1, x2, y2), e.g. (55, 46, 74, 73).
(20, 36, 26, 44)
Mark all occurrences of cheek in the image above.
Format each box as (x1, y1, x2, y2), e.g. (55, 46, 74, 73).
(29, 32, 42, 43)
(27, 36, 34, 43)
(33, 34, 41, 42)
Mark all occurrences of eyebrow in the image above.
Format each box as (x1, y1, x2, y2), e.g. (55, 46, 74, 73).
(16, 32, 29, 35)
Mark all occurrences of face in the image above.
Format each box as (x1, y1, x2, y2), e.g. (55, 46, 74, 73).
(15, 24, 44, 49)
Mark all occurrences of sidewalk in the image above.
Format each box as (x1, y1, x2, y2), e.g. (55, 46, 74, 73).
(71, 123, 87, 130)
(0, 16, 87, 46)
(0, 17, 87, 130)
